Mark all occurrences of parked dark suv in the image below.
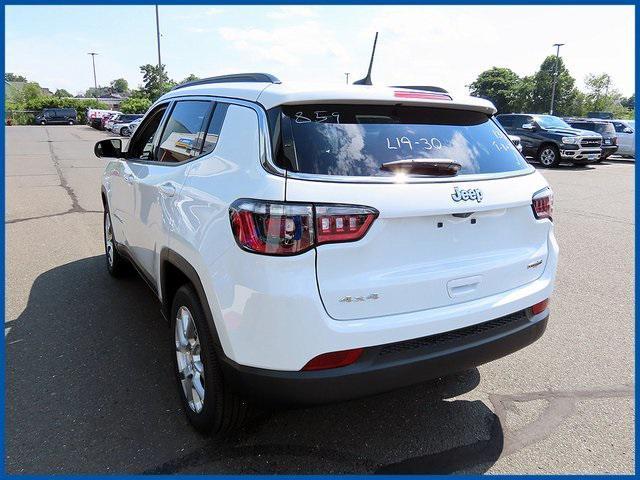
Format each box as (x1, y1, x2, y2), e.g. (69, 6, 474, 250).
(496, 114, 602, 168)
(563, 118, 617, 161)
(34, 108, 77, 125)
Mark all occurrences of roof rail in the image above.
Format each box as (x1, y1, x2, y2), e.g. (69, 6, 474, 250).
(393, 85, 449, 94)
(172, 73, 281, 91)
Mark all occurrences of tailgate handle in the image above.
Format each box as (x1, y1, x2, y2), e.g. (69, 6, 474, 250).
(447, 275, 482, 298)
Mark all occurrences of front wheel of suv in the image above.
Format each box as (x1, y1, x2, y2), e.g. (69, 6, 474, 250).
(120, 126, 129, 136)
(171, 285, 248, 434)
(537, 144, 561, 168)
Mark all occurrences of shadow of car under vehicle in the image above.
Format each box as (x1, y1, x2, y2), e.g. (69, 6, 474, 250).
(6, 255, 503, 474)
(150, 368, 504, 474)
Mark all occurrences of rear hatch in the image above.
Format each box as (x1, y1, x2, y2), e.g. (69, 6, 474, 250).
(271, 103, 552, 320)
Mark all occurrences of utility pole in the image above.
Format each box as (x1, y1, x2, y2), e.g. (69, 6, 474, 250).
(549, 43, 565, 115)
(344, 73, 350, 84)
(155, 6, 162, 74)
(87, 52, 98, 97)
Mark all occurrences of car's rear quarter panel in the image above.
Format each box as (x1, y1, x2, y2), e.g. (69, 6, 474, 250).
(169, 103, 287, 363)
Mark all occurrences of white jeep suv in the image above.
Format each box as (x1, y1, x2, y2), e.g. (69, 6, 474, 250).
(96, 73, 558, 433)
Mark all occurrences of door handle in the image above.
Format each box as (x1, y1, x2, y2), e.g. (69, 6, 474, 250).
(123, 173, 134, 184)
(158, 183, 176, 198)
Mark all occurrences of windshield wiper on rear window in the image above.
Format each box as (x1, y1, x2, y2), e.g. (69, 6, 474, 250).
(380, 159, 461, 176)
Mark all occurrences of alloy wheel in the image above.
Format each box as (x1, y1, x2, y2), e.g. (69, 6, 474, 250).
(175, 306, 205, 413)
(540, 148, 556, 166)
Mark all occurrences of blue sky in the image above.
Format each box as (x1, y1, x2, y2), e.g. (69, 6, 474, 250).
(5, 5, 635, 97)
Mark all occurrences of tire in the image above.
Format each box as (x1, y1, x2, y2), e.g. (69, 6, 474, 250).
(40, 120, 46, 125)
(68, 120, 75, 125)
(537, 144, 561, 168)
(103, 206, 128, 277)
(120, 127, 129, 136)
(171, 284, 248, 434)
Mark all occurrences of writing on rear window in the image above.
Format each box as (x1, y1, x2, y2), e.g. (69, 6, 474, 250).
(386, 136, 443, 150)
(294, 111, 341, 124)
(273, 104, 530, 177)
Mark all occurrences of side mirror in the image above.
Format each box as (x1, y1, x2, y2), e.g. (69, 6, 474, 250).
(522, 123, 535, 131)
(624, 127, 634, 134)
(95, 138, 123, 158)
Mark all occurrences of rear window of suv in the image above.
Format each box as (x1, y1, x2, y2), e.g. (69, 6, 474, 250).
(269, 104, 528, 177)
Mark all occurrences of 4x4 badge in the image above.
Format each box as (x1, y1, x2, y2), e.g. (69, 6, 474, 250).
(451, 187, 483, 203)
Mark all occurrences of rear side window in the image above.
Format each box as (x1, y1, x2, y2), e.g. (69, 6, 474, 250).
(569, 121, 590, 130)
(201, 103, 228, 156)
(592, 123, 615, 135)
(496, 115, 514, 128)
(571, 121, 614, 135)
(271, 104, 528, 177)
(157, 101, 211, 163)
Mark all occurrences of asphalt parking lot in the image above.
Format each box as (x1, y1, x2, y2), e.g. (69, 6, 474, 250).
(5, 125, 634, 474)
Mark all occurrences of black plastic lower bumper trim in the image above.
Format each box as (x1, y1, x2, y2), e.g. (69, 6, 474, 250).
(219, 310, 548, 406)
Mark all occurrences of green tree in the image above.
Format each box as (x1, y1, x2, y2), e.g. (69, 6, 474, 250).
(110, 78, 129, 93)
(6, 93, 108, 125)
(529, 55, 580, 116)
(584, 73, 614, 111)
(119, 97, 152, 114)
(179, 74, 200, 85)
(5, 73, 27, 82)
(7, 82, 45, 105)
(468, 67, 522, 113)
(140, 64, 175, 102)
(85, 86, 111, 98)
(513, 75, 535, 113)
(54, 89, 72, 98)
(583, 73, 633, 118)
(621, 93, 635, 111)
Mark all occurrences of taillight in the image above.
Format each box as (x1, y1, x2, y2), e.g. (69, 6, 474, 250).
(229, 199, 378, 256)
(302, 348, 364, 371)
(315, 205, 377, 244)
(532, 188, 553, 221)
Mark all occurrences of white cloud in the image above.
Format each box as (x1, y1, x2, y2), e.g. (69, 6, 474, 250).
(4, 5, 634, 96)
(267, 6, 318, 20)
(363, 6, 634, 96)
(205, 7, 224, 16)
(218, 21, 351, 67)
(184, 26, 212, 34)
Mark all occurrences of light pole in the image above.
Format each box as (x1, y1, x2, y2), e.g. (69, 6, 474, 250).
(549, 43, 565, 115)
(155, 6, 162, 73)
(344, 73, 350, 84)
(87, 52, 98, 97)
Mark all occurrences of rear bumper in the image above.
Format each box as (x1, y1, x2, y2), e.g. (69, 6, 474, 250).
(600, 145, 618, 158)
(208, 226, 558, 371)
(220, 309, 548, 405)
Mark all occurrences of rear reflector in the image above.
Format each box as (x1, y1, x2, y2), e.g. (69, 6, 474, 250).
(302, 348, 364, 371)
(530, 299, 549, 315)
